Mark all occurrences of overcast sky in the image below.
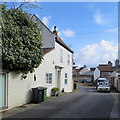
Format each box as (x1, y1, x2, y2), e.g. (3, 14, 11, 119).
(7, 2, 118, 68)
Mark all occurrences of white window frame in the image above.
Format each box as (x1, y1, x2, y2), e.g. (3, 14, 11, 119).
(46, 73, 52, 84)
(68, 54, 70, 65)
(60, 49, 63, 63)
(65, 73, 67, 84)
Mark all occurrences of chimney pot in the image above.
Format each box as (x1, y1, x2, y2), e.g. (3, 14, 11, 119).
(54, 26, 56, 31)
(108, 61, 112, 67)
(115, 59, 119, 68)
(53, 26, 57, 35)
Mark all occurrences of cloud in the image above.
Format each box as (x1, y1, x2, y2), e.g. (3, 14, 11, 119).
(42, 16, 51, 26)
(74, 40, 118, 68)
(105, 28, 118, 33)
(59, 29, 75, 37)
(93, 10, 104, 25)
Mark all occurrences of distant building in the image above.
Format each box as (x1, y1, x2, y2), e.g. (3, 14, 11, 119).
(73, 65, 89, 82)
(110, 59, 120, 91)
(94, 61, 113, 81)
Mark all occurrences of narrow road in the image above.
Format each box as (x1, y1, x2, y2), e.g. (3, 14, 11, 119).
(3, 86, 119, 119)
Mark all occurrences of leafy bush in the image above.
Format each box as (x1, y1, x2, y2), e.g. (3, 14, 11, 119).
(1, 4, 43, 78)
(51, 87, 59, 92)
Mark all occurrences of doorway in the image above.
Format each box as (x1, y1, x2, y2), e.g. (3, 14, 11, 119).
(0, 73, 6, 108)
(57, 70, 61, 90)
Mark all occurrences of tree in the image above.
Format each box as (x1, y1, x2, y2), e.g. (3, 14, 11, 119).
(1, 4, 43, 78)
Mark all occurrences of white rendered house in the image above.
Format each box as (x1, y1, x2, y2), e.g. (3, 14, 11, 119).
(0, 14, 73, 110)
(32, 14, 74, 96)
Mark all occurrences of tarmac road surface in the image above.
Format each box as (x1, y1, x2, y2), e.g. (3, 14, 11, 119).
(2, 86, 119, 119)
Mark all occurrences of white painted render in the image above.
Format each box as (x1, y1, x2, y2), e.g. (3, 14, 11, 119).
(94, 68, 100, 81)
(35, 42, 73, 96)
(4, 41, 73, 109)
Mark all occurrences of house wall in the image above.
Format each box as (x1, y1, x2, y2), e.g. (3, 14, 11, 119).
(7, 72, 40, 109)
(55, 42, 73, 92)
(80, 68, 89, 75)
(101, 72, 112, 80)
(79, 76, 92, 82)
(32, 15, 55, 48)
(94, 68, 100, 81)
(35, 42, 73, 96)
(117, 73, 120, 91)
(111, 71, 116, 88)
(73, 75, 80, 82)
(5, 41, 73, 109)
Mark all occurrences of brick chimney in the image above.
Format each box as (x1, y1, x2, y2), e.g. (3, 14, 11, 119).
(108, 61, 112, 67)
(115, 59, 119, 68)
(53, 26, 57, 35)
(84, 65, 86, 68)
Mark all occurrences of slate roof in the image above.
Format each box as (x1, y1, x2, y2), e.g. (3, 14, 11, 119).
(81, 71, 94, 76)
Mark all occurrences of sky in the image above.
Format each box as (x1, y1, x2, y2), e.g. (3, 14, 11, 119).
(6, 2, 118, 68)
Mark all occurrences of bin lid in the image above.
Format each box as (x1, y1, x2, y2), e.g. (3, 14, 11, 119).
(32, 87, 47, 90)
(32, 87, 44, 90)
(37, 87, 44, 90)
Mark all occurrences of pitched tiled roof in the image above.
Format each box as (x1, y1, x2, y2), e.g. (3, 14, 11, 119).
(98, 66, 113, 72)
(75, 69, 81, 72)
(32, 14, 73, 54)
(56, 36, 73, 53)
(43, 48, 54, 55)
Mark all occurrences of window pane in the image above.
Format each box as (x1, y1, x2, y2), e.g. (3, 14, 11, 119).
(65, 79, 67, 84)
(68, 54, 70, 64)
(65, 73, 67, 84)
(47, 73, 52, 84)
(65, 73, 67, 78)
(46, 74, 48, 83)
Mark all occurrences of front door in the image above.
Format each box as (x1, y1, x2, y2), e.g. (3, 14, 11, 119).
(57, 70, 61, 90)
(0, 73, 6, 108)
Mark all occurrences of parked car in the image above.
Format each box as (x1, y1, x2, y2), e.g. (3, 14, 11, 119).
(97, 82, 110, 92)
(96, 78, 108, 89)
(97, 78, 108, 83)
(82, 79, 88, 83)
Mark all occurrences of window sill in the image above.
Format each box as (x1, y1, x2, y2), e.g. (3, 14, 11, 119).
(46, 84, 52, 86)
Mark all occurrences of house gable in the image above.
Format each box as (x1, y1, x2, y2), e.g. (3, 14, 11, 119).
(94, 67, 100, 81)
(31, 14, 55, 49)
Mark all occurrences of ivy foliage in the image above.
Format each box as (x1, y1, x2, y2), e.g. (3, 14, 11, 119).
(1, 4, 43, 77)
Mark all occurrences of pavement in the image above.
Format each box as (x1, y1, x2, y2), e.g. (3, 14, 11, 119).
(1, 85, 120, 119)
(2, 91, 74, 118)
